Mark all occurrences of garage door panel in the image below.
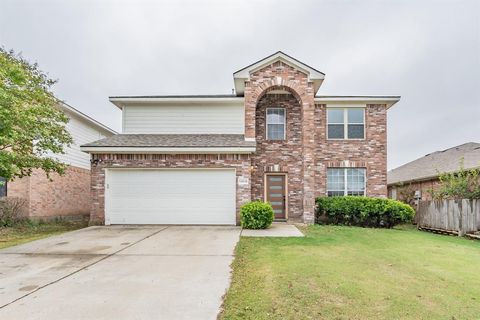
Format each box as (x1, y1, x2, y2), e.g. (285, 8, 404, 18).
(106, 169, 236, 225)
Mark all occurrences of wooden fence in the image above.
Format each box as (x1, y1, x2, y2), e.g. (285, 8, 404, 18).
(416, 199, 480, 236)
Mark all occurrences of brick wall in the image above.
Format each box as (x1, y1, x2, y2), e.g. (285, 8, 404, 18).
(251, 93, 304, 221)
(244, 60, 316, 223)
(89, 154, 252, 225)
(388, 178, 442, 202)
(314, 104, 388, 198)
(7, 166, 91, 218)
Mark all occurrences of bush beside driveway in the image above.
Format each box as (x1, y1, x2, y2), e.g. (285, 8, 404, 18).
(220, 225, 480, 320)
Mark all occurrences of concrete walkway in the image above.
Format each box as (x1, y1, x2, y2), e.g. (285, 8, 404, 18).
(0, 225, 241, 320)
(241, 223, 304, 237)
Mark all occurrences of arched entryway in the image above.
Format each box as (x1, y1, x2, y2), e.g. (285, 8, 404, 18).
(250, 86, 304, 220)
(244, 75, 317, 223)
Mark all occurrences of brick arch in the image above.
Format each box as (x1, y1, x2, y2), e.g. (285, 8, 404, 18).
(253, 81, 305, 105)
(245, 80, 309, 140)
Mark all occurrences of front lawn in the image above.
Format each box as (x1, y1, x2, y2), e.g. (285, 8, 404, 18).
(0, 221, 87, 249)
(220, 225, 480, 320)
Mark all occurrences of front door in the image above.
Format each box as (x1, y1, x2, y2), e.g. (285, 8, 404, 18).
(266, 174, 286, 220)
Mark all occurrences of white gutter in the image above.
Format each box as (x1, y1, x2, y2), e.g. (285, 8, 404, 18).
(315, 96, 401, 109)
(109, 97, 245, 109)
(80, 146, 256, 154)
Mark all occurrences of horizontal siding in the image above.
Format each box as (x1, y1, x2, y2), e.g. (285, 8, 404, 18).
(123, 104, 245, 134)
(49, 114, 111, 169)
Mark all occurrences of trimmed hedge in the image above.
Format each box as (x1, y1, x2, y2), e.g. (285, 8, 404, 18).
(315, 196, 414, 228)
(240, 201, 274, 229)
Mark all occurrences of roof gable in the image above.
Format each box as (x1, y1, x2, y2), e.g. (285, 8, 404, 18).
(233, 51, 325, 95)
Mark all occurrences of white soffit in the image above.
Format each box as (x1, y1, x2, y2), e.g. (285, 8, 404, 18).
(315, 96, 401, 109)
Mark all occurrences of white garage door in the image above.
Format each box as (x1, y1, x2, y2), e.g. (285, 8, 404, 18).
(105, 169, 236, 225)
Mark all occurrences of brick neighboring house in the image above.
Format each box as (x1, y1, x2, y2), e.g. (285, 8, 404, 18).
(387, 142, 480, 202)
(81, 51, 400, 225)
(1, 103, 116, 220)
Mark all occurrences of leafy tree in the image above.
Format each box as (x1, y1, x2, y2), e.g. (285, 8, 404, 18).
(393, 182, 417, 207)
(430, 159, 480, 200)
(0, 48, 72, 181)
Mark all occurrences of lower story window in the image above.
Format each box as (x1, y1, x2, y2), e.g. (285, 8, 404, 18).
(327, 168, 366, 196)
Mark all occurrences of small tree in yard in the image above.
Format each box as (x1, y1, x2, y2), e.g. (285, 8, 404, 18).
(0, 48, 72, 182)
(394, 182, 417, 207)
(430, 159, 480, 200)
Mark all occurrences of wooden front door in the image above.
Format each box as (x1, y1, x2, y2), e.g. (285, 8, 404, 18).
(266, 174, 286, 220)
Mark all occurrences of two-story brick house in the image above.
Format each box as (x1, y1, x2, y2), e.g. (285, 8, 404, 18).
(81, 52, 400, 225)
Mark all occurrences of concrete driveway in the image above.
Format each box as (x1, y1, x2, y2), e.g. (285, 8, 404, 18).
(0, 225, 241, 320)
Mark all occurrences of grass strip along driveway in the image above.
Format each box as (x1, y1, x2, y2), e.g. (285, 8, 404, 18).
(0, 221, 87, 249)
(220, 225, 480, 320)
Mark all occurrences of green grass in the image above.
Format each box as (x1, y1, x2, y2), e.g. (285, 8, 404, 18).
(0, 221, 87, 249)
(220, 225, 480, 320)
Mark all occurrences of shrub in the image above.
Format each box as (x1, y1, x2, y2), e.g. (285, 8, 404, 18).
(0, 197, 27, 227)
(240, 201, 274, 229)
(315, 196, 414, 228)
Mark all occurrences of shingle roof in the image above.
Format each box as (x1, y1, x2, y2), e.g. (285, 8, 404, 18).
(81, 134, 256, 148)
(388, 142, 480, 185)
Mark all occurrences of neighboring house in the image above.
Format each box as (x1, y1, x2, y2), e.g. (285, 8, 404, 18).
(81, 51, 400, 225)
(388, 142, 480, 201)
(2, 103, 116, 220)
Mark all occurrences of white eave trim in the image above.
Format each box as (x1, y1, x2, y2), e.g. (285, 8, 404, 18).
(315, 96, 401, 109)
(233, 52, 325, 81)
(109, 97, 245, 109)
(60, 102, 117, 134)
(80, 146, 256, 154)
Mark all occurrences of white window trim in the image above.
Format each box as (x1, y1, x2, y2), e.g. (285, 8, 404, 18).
(266, 107, 286, 140)
(327, 107, 365, 140)
(326, 168, 367, 196)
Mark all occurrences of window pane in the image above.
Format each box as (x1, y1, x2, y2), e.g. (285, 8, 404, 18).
(267, 108, 285, 124)
(347, 124, 364, 139)
(277, 109, 285, 123)
(267, 112, 282, 124)
(268, 177, 282, 182)
(347, 168, 365, 195)
(347, 191, 364, 196)
(267, 124, 285, 140)
(327, 109, 344, 123)
(327, 169, 345, 194)
(328, 124, 344, 139)
(348, 109, 364, 123)
(328, 191, 344, 197)
(269, 185, 282, 190)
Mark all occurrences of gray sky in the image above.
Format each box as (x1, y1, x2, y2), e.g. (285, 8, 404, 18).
(1, 0, 479, 169)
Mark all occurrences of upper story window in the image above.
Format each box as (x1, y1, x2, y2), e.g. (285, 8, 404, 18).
(266, 108, 286, 140)
(327, 108, 365, 139)
(327, 168, 366, 196)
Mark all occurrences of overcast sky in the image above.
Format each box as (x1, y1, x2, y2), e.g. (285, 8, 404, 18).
(1, 0, 479, 169)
